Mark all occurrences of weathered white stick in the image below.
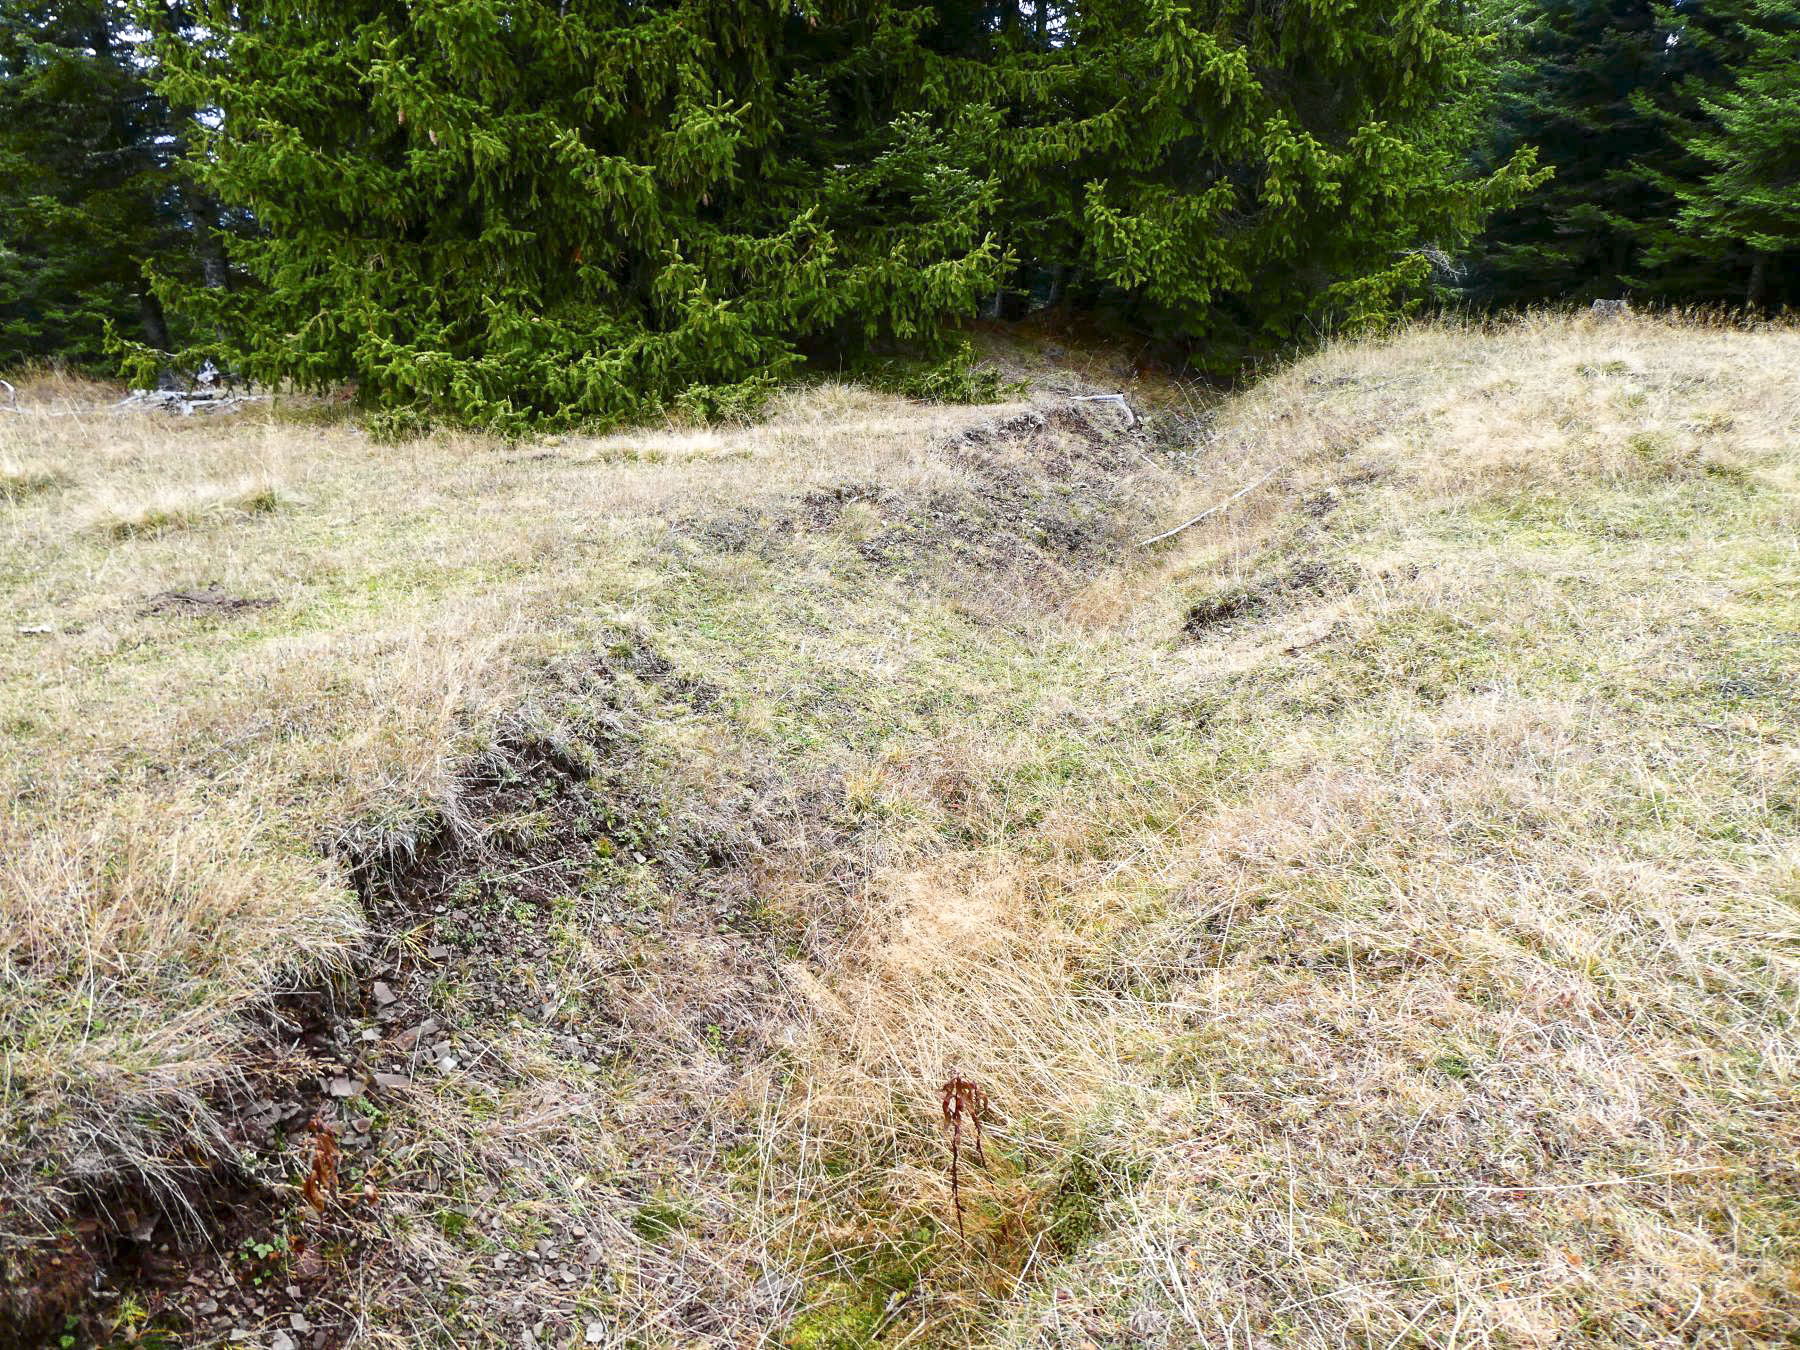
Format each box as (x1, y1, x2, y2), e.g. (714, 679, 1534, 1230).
(1073, 392, 1136, 426)
(1136, 469, 1275, 547)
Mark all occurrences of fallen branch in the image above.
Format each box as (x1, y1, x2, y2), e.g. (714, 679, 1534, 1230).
(0, 387, 268, 418)
(1136, 469, 1276, 547)
(112, 387, 268, 417)
(1073, 392, 1136, 426)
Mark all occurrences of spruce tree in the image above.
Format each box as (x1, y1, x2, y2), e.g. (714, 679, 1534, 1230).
(147, 0, 1535, 423)
(1464, 0, 1688, 304)
(922, 0, 1543, 359)
(1648, 0, 1800, 307)
(0, 1, 202, 366)
(1466, 0, 1791, 307)
(148, 0, 1003, 432)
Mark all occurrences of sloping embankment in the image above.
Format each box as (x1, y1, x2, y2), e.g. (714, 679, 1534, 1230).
(7, 314, 1800, 1346)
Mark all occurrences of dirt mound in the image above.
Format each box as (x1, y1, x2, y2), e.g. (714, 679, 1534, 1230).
(693, 398, 1188, 596)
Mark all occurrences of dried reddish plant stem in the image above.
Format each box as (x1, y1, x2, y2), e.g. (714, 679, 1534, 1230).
(300, 1114, 339, 1213)
(940, 1077, 989, 1239)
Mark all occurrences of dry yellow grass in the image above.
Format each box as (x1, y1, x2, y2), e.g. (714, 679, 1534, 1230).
(756, 312, 1800, 1346)
(0, 374, 1029, 1334)
(3, 312, 1797, 1347)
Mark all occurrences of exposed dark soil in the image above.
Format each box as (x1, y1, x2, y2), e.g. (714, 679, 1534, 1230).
(1182, 558, 1360, 637)
(692, 399, 1189, 598)
(140, 588, 279, 618)
(8, 634, 791, 1348)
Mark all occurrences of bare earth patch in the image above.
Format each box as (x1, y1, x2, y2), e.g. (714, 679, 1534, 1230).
(141, 589, 280, 618)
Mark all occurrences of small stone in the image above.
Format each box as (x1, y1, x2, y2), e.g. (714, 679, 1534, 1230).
(372, 981, 396, 1005)
(437, 1054, 459, 1072)
(373, 1071, 411, 1090)
(289, 1313, 310, 1332)
(1128, 1307, 1170, 1338)
(754, 1272, 800, 1307)
(585, 1322, 605, 1345)
(428, 943, 453, 960)
(327, 1076, 364, 1099)
(271, 1332, 297, 1350)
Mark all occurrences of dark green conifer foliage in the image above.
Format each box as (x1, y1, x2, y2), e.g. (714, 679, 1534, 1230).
(1647, 0, 1800, 307)
(0, 1, 197, 366)
(149, 0, 1003, 432)
(1467, 0, 1795, 308)
(1465, 0, 1684, 304)
(148, 0, 1534, 422)
(921, 1, 1544, 360)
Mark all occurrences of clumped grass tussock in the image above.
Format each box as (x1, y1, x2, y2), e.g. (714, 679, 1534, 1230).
(92, 477, 284, 539)
(0, 808, 360, 1228)
(0, 458, 67, 503)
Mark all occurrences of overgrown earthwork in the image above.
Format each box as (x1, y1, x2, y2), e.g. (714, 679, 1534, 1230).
(6, 394, 1189, 1346)
(9, 316, 1799, 1348)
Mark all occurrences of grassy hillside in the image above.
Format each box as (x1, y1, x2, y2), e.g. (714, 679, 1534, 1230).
(3, 313, 1796, 1346)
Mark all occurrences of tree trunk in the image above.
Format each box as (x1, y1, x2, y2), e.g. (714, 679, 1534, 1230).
(181, 185, 231, 289)
(1747, 250, 1768, 309)
(137, 289, 172, 352)
(982, 238, 1006, 319)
